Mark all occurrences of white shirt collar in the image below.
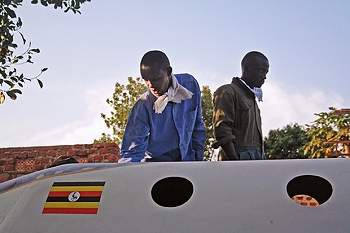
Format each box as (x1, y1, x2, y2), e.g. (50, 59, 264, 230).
(238, 78, 263, 102)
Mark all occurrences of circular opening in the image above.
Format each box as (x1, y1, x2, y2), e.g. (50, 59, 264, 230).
(151, 177, 194, 207)
(287, 175, 333, 207)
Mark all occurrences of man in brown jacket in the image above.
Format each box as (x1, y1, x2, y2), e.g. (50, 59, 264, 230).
(213, 51, 269, 160)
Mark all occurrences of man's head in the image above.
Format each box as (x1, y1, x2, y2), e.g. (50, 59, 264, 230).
(140, 50, 172, 97)
(241, 51, 269, 88)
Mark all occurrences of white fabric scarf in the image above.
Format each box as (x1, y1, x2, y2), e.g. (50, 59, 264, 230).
(239, 78, 263, 102)
(153, 74, 193, 114)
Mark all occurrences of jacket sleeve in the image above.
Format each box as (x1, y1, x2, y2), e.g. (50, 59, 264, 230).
(120, 100, 150, 162)
(212, 86, 236, 148)
(191, 79, 206, 161)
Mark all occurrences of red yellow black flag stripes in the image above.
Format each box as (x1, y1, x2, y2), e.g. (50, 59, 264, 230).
(42, 181, 105, 214)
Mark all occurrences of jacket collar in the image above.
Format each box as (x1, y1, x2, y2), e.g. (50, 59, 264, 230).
(231, 77, 255, 99)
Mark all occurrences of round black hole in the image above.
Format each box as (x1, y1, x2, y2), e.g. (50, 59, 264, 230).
(287, 175, 333, 207)
(151, 177, 194, 207)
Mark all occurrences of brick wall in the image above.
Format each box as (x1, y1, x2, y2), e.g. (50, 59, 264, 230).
(0, 143, 120, 183)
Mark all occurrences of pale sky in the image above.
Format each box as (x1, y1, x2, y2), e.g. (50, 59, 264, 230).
(1, 0, 349, 147)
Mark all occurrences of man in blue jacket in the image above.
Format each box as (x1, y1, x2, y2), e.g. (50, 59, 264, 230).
(119, 50, 205, 162)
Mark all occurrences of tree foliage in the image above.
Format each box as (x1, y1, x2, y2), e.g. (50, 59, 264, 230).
(96, 79, 215, 160)
(201, 85, 214, 160)
(304, 107, 350, 158)
(0, 0, 90, 103)
(264, 123, 308, 159)
(95, 77, 147, 145)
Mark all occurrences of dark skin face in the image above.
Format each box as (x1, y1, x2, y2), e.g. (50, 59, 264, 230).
(241, 56, 269, 88)
(140, 63, 172, 97)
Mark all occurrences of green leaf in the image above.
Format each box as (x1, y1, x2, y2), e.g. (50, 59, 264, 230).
(6, 91, 17, 100)
(31, 0, 39, 3)
(4, 80, 14, 88)
(41, 67, 48, 72)
(10, 89, 22, 95)
(30, 48, 40, 53)
(18, 74, 24, 81)
(0, 70, 6, 78)
(40, 0, 48, 6)
(8, 43, 18, 49)
(16, 17, 22, 27)
(37, 79, 43, 88)
(10, 77, 18, 82)
(5, 7, 16, 18)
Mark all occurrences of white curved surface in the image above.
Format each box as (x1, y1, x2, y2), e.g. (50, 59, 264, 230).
(0, 159, 349, 233)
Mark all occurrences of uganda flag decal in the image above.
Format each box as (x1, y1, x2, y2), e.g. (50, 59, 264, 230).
(42, 181, 105, 214)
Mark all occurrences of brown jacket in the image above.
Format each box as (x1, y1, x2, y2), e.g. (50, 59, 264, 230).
(213, 77, 263, 151)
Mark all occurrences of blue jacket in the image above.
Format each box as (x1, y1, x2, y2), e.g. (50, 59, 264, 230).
(121, 73, 206, 162)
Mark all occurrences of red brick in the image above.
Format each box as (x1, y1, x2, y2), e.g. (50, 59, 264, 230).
(0, 173, 10, 183)
(106, 154, 118, 162)
(47, 150, 57, 156)
(92, 155, 103, 162)
(5, 158, 15, 165)
(16, 159, 35, 172)
(88, 153, 99, 158)
(4, 164, 15, 171)
(88, 147, 96, 153)
(2, 153, 16, 159)
(0, 143, 120, 181)
(27, 151, 39, 158)
(34, 163, 44, 171)
(16, 152, 28, 159)
(41, 157, 50, 164)
(99, 148, 109, 154)
(2, 151, 11, 157)
(76, 150, 88, 156)
(66, 149, 76, 156)
(94, 144, 105, 149)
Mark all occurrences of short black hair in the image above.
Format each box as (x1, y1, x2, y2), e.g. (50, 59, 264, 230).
(47, 156, 79, 168)
(241, 51, 268, 68)
(140, 50, 170, 69)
